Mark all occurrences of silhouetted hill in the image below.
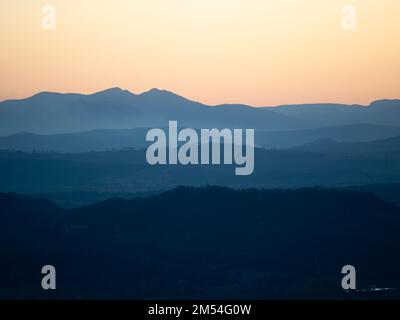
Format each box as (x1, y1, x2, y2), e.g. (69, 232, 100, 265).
(1, 88, 400, 136)
(28, 183, 400, 209)
(256, 123, 400, 149)
(0, 88, 312, 135)
(271, 99, 400, 127)
(295, 135, 400, 154)
(343, 183, 400, 206)
(0, 193, 62, 243)
(0, 128, 150, 153)
(1, 148, 400, 193)
(1, 187, 400, 299)
(2, 123, 400, 152)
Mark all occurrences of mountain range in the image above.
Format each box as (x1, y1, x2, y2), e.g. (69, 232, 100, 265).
(1, 87, 399, 136)
(2, 89, 400, 299)
(0, 88, 311, 135)
(2, 145, 400, 194)
(1, 88, 400, 196)
(2, 123, 400, 153)
(295, 135, 400, 154)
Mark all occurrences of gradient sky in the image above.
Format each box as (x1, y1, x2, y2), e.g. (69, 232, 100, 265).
(0, 0, 399, 106)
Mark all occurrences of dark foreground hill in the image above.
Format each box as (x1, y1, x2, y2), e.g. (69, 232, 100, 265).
(1, 187, 400, 299)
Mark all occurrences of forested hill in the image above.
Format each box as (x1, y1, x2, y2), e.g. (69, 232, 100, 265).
(1, 186, 400, 299)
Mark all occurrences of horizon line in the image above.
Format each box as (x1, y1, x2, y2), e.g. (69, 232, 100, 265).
(1, 87, 399, 108)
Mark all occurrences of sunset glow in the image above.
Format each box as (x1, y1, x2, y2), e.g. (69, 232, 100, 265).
(0, 0, 399, 106)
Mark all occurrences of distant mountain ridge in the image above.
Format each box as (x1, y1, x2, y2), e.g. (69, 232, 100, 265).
(271, 99, 400, 127)
(0, 87, 313, 135)
(2, 123, 400, 152)
(295, 135, 400, 154)
(1, 87, 399, 135)
(2, 146, 400, 193)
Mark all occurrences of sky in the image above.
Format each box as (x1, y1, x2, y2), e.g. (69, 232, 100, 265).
(0, 0, 399, 106)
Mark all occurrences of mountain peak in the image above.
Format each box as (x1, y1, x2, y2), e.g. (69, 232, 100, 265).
(94, 87, 126, 94)
(140, 88, 175, 96)
(138, 88, 193, 105)
(91, 87, 135, 99)
(148, 88, 163, 93)
(32, 91, 63, 98)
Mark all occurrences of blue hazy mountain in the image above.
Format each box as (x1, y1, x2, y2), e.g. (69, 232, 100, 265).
(295, 135, 400, 153)
(1, 145, 400, 194)
(1, 87, 400, 136)
(0, 88, 315, 135)
(256, 123, 400, 148)
(0, 128, 150, 153)
(2, 123, 400, 152)
(270, 99, 400, 127)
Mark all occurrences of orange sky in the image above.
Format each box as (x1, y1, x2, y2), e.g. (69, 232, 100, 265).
(0, 0, 399, 106)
